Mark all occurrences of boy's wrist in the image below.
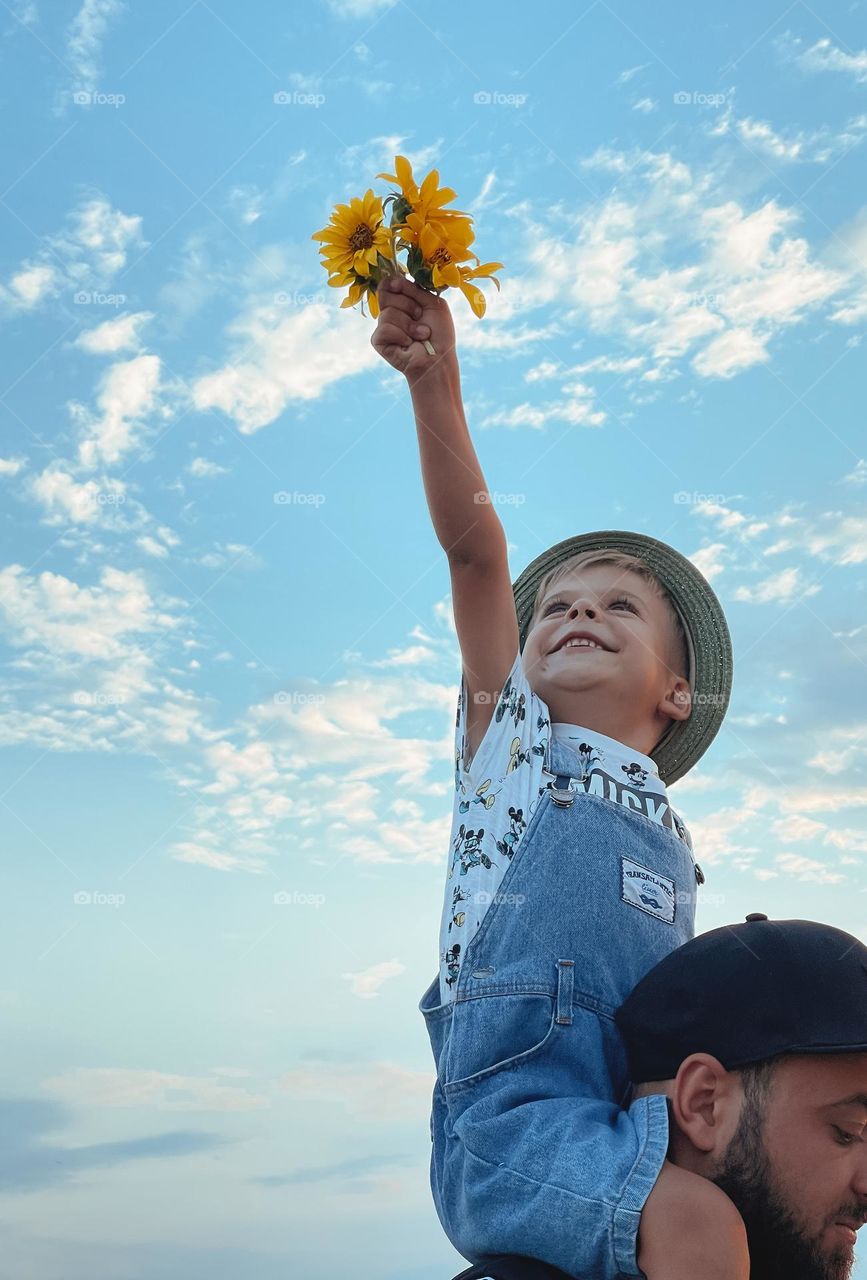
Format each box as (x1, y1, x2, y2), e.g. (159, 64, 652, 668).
(406, 353, 461, 399)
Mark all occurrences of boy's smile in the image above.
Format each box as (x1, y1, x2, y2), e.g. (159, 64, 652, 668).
(548, 627, 613, 653)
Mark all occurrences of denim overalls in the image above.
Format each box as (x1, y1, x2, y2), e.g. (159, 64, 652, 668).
(419, 731, 702, 1279)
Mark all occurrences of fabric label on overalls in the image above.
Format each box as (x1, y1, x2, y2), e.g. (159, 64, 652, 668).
(620, 856, 676, 924)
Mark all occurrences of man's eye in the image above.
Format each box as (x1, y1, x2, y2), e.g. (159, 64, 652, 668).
(833, 1126, 861, 1146)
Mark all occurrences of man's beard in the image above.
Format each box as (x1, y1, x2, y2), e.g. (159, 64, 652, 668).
(708, 1099, 856, 1280)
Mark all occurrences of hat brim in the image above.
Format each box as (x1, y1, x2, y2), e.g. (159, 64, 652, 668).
(511, 530, 733, 786)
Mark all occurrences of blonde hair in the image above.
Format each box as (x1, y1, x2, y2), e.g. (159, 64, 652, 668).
(527, 550, 690, 681)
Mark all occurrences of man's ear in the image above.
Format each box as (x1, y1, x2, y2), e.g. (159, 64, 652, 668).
(670, 1053, 737, 1155)
(659, 679, 691, 722)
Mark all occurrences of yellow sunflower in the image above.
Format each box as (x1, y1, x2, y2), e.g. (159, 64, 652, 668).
(311, 188, 394, 279)
(415, 222, 503, 318)
(376, 154, 471, 239)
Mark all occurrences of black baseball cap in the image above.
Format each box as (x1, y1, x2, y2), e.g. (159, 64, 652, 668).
(615, 915, 867, 1084)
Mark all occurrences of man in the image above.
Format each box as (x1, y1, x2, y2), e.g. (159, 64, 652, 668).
(449, 914, 867, 1280)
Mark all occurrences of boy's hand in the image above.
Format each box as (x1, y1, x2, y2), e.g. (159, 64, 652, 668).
(372, 275, 457, 383)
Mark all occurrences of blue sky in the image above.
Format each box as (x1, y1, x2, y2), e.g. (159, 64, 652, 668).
(1, 0, 866, 1276)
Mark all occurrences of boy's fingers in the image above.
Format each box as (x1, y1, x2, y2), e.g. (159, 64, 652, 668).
(378, 275, 429, 305)
(379, 295, 419, 320)
(372, 323, 414, 349)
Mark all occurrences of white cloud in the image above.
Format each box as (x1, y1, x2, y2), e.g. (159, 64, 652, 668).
(342, 958, 405, 998)
(191, 300, 378, 433)
(12, 0, 38, 25)
(771, 814, 826, 841)
(0, 457, 25, 476)
(171, 840, 269, 873)
(507, 154, 848, 383)
(157, 228, 231, 331)
(325, 0, 398, 19)
(226, 184, 265, 226)
(74, 353, 162, 467)
(7, 264, 58, 308)
(692, 327, 769, 378)
(842, 459, 867, 486)
(733, 566, 820, 604)
(774, 852, 844, 883)
(784, 33, 867, 84)
(64, 0, 126, 97)
(339, 133, 441, 180)
(74, 310, 153, 354)
(0, 563, 179, 661)
(479, 389, 605, 429)
(688, 541, 728, 582)
(0, 196, 145, 317)
(188, 457, 229, 478)
(711, 102, 867, 164)
(524, 360, 561, 382)
(29, 466, 127, 526)
(633, 97, 657, 114)
(277, 1058, 430, 1121)
(824, 207, 867, 326)
(615, 63, 649, 85)
(42, 1065, 268, 1111)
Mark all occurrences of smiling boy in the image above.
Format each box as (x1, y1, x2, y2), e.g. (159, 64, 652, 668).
(372, 275, 743, 1279)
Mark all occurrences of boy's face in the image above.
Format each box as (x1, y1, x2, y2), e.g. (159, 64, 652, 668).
(521, 563, 691, 757)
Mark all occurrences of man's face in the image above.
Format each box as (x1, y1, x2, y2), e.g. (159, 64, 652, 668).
(710, 1054, 867, 1280)
(520, 563, 688, 751)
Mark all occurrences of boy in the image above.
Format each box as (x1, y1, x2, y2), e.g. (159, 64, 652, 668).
(372, 275, 746, 1280)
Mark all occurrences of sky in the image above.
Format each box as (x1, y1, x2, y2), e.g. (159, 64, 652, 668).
(1, 0, 866, 1276)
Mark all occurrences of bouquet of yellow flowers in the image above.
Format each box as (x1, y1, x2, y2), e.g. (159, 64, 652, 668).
(311, 154, 503, 354)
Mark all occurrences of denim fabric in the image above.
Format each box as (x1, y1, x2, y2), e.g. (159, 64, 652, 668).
(420, 732, 699, 1278)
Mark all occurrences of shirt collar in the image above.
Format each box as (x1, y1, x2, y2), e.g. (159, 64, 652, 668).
(550, 721, 664, 788)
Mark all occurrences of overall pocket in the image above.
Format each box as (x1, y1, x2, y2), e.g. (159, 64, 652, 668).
(442, 960, 574, 1093)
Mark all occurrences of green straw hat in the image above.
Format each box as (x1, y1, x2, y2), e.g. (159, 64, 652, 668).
(511, 530, 733, 786)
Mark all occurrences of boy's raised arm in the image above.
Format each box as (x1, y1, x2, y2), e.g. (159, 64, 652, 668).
(373, 275, 506, 567)
(372, 278, 521, 759)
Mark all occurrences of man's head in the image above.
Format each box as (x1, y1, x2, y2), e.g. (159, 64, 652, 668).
(520, 550, 692, 757)
(632, 1051, 867, 1280)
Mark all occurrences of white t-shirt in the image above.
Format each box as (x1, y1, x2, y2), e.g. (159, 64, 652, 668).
(439, 647, 695, 1003)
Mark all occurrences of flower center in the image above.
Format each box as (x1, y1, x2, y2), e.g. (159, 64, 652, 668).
(349, 223, 374, 251)
(429, 246, 452, 267)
